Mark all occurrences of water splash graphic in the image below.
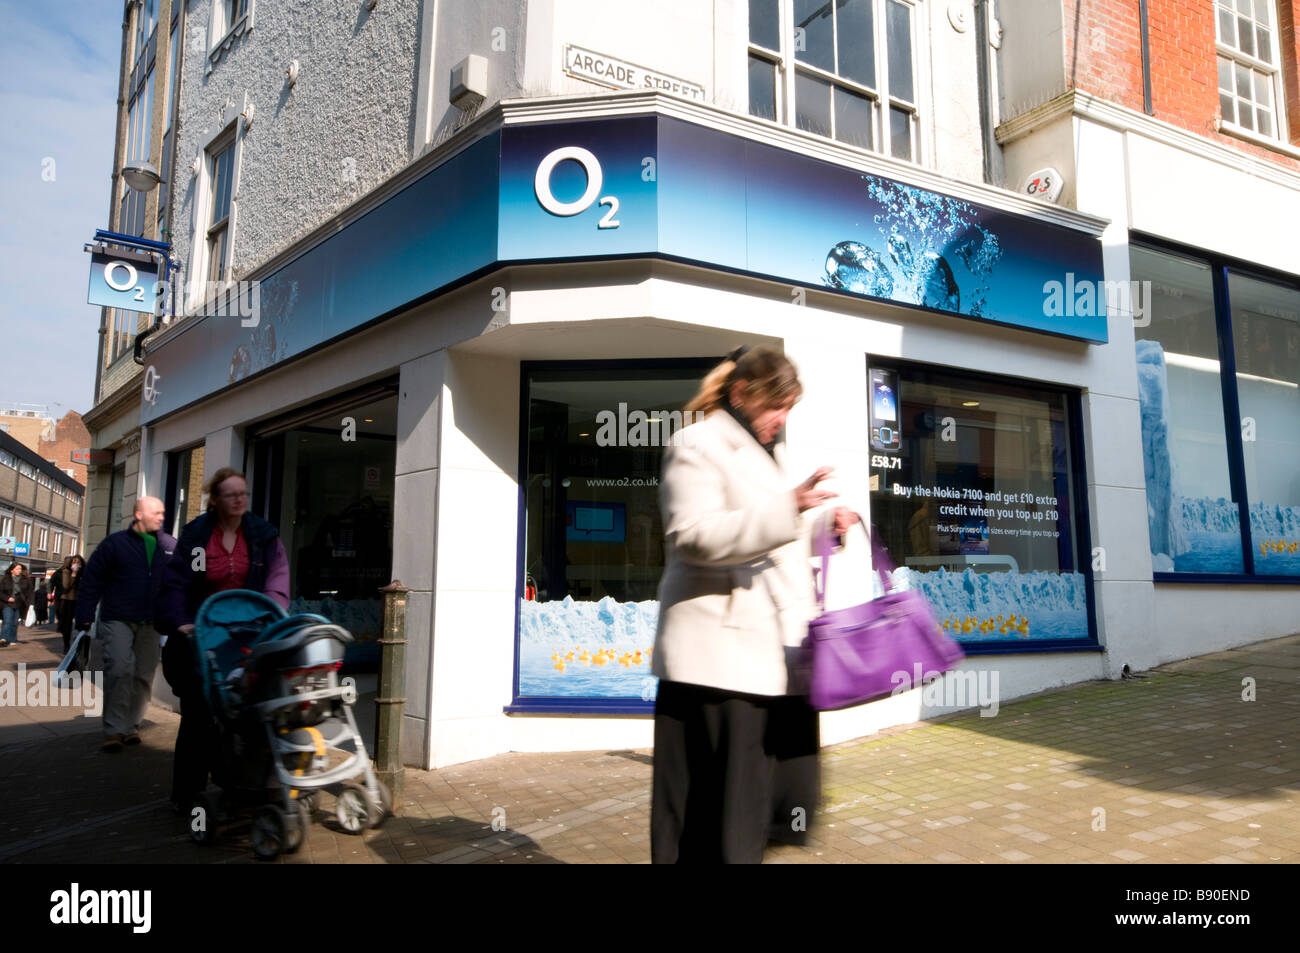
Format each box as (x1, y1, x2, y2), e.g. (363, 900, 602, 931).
(824, 176, 1003, 316)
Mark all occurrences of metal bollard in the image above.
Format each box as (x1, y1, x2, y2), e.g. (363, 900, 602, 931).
(375, 580, 409, 801)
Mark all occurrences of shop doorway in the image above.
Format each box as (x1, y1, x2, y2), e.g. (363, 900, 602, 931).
(249, 386, 398, 644)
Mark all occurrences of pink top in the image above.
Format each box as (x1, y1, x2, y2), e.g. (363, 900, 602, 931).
(206, 525, 250, 593)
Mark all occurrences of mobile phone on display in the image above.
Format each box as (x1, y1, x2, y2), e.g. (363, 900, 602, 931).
(869, 367, 901, 453)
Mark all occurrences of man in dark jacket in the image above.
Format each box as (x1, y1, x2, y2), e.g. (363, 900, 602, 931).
(76, 496, 176, 752)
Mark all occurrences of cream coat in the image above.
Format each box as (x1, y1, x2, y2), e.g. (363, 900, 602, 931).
(651, 409, 817, 696)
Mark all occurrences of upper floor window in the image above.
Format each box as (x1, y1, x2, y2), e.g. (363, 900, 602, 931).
(209, 0, 255, 67)
(747, 0, 919, 161)
(1216, 0, 1286, 140)
(206, 138, 236, 284)
(132, 0, 157, 71)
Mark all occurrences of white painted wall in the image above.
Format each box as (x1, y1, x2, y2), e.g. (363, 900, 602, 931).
(995, 0, 1066, 120)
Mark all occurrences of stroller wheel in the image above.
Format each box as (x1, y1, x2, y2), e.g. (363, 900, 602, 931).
(369, 780, 392, 829)
(190, 792, 221, 847)
(283, 804, 307, 855)
(335, 782, 377, 834)
(250, 806, 287, 860)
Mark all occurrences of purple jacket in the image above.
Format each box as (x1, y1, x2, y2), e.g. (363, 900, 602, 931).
(155, 511, 289, 635)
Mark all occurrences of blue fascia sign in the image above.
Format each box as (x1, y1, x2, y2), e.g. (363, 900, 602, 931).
(140, 111, 1106, 423)
(14, 543, 30, 557)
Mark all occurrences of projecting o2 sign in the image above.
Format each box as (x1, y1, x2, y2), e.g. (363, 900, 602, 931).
(87, 252, 161, 311)
(534, 147, 620, 229)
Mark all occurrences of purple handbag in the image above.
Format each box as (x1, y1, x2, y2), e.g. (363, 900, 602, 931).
(803, 517, 965, 711)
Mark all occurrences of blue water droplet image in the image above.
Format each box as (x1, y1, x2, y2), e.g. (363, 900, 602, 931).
(824, 241, 896, 297)
(887, 233, 914, 271)
(823, 175, 1006, 316)
(919, 253, 959, 311)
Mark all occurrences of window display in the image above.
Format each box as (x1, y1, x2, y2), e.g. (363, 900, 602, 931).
(867, 361, 1094, 647)
(517, 363, 711, 704)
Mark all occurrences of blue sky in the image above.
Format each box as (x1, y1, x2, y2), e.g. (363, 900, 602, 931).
(0, 0, 122, 416)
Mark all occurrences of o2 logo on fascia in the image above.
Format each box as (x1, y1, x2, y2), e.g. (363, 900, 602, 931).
(533, 147, 620, 229)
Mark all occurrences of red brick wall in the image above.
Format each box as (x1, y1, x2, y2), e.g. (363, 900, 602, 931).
(1281, 0, 1300, 139)
(1063, 0, 1299, 170)
(37, 411, 91, 488)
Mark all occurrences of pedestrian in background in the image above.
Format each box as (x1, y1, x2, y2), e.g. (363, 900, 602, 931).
(157, 467, 290, 812)
(650, 345, 853, 863)
(75, 499, 176, 752)
(33, 574, 49, 625)
(0, 562, 33, 648)
(54, 555, 84, 656)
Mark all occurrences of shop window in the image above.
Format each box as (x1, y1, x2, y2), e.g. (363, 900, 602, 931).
(1228, 273, 1300, 575)
(1131, 243, 1300, 578)
(516, 362, 714, 707)
(746, 0, 918, 160)
(107, 463, 125, 535)
(867, 362, 1096, 648)
(1131, 247, 1243, 573)
(251, 395, 397, 643)
(165, 444, 207, 539)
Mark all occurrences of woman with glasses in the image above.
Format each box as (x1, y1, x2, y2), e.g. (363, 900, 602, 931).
(156, 466, 290, 812)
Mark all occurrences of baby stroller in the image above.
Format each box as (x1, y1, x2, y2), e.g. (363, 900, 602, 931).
(186, 589, 391, 859)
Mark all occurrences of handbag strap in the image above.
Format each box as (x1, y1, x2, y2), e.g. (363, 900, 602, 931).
(812, 513, 898, 609)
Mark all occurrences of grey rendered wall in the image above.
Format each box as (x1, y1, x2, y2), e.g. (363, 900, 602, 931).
(172, 0, 424, 285)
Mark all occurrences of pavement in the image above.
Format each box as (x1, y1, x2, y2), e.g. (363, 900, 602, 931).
(1, 620, 1298, 864)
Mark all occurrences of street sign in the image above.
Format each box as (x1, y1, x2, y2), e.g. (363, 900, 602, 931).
(71, 448, 114, 465)
(0, 536, 13, 552)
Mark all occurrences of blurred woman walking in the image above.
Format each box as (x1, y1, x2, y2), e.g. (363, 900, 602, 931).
(53, 554, 84, 655)
(650, 345, 852, 863)
(0, 562, 34, 647)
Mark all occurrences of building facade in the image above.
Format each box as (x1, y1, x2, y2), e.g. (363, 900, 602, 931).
(126, 0, 1298, 769)
(83, 0, 185, 554)
(0, 431, 85, 578)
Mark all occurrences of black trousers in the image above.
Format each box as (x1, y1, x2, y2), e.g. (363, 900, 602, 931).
(651, 680, 820, 864)
(57, 601, 76, 655)
(171, 692, 217, 806)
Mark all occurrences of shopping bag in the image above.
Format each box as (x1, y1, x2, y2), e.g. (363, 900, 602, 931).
(55, 628, 92, 688)
(803, 515, 964, 711)
(24, 605, 36, 627)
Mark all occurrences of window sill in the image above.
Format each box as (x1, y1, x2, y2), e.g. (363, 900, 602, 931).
(207, 10, 253, 70)
(1216, 120, 1300, 160)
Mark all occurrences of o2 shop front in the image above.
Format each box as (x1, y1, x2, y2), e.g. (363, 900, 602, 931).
(139, 92, 1209, 768)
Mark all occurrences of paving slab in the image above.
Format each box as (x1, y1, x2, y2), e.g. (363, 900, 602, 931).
(2, 622, 1297, 863)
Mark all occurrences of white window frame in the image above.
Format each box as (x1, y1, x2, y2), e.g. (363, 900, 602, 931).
(52, 531, 62, 556)
(186, 111, 248, 315)
(18, 521, 32, 545)
(67, 535, 78, 556)
(745, 0, 926, 163)
(1214, 0, 1288, 143)
(37, 525, 48, 551)
(207, 0, 255, 70)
